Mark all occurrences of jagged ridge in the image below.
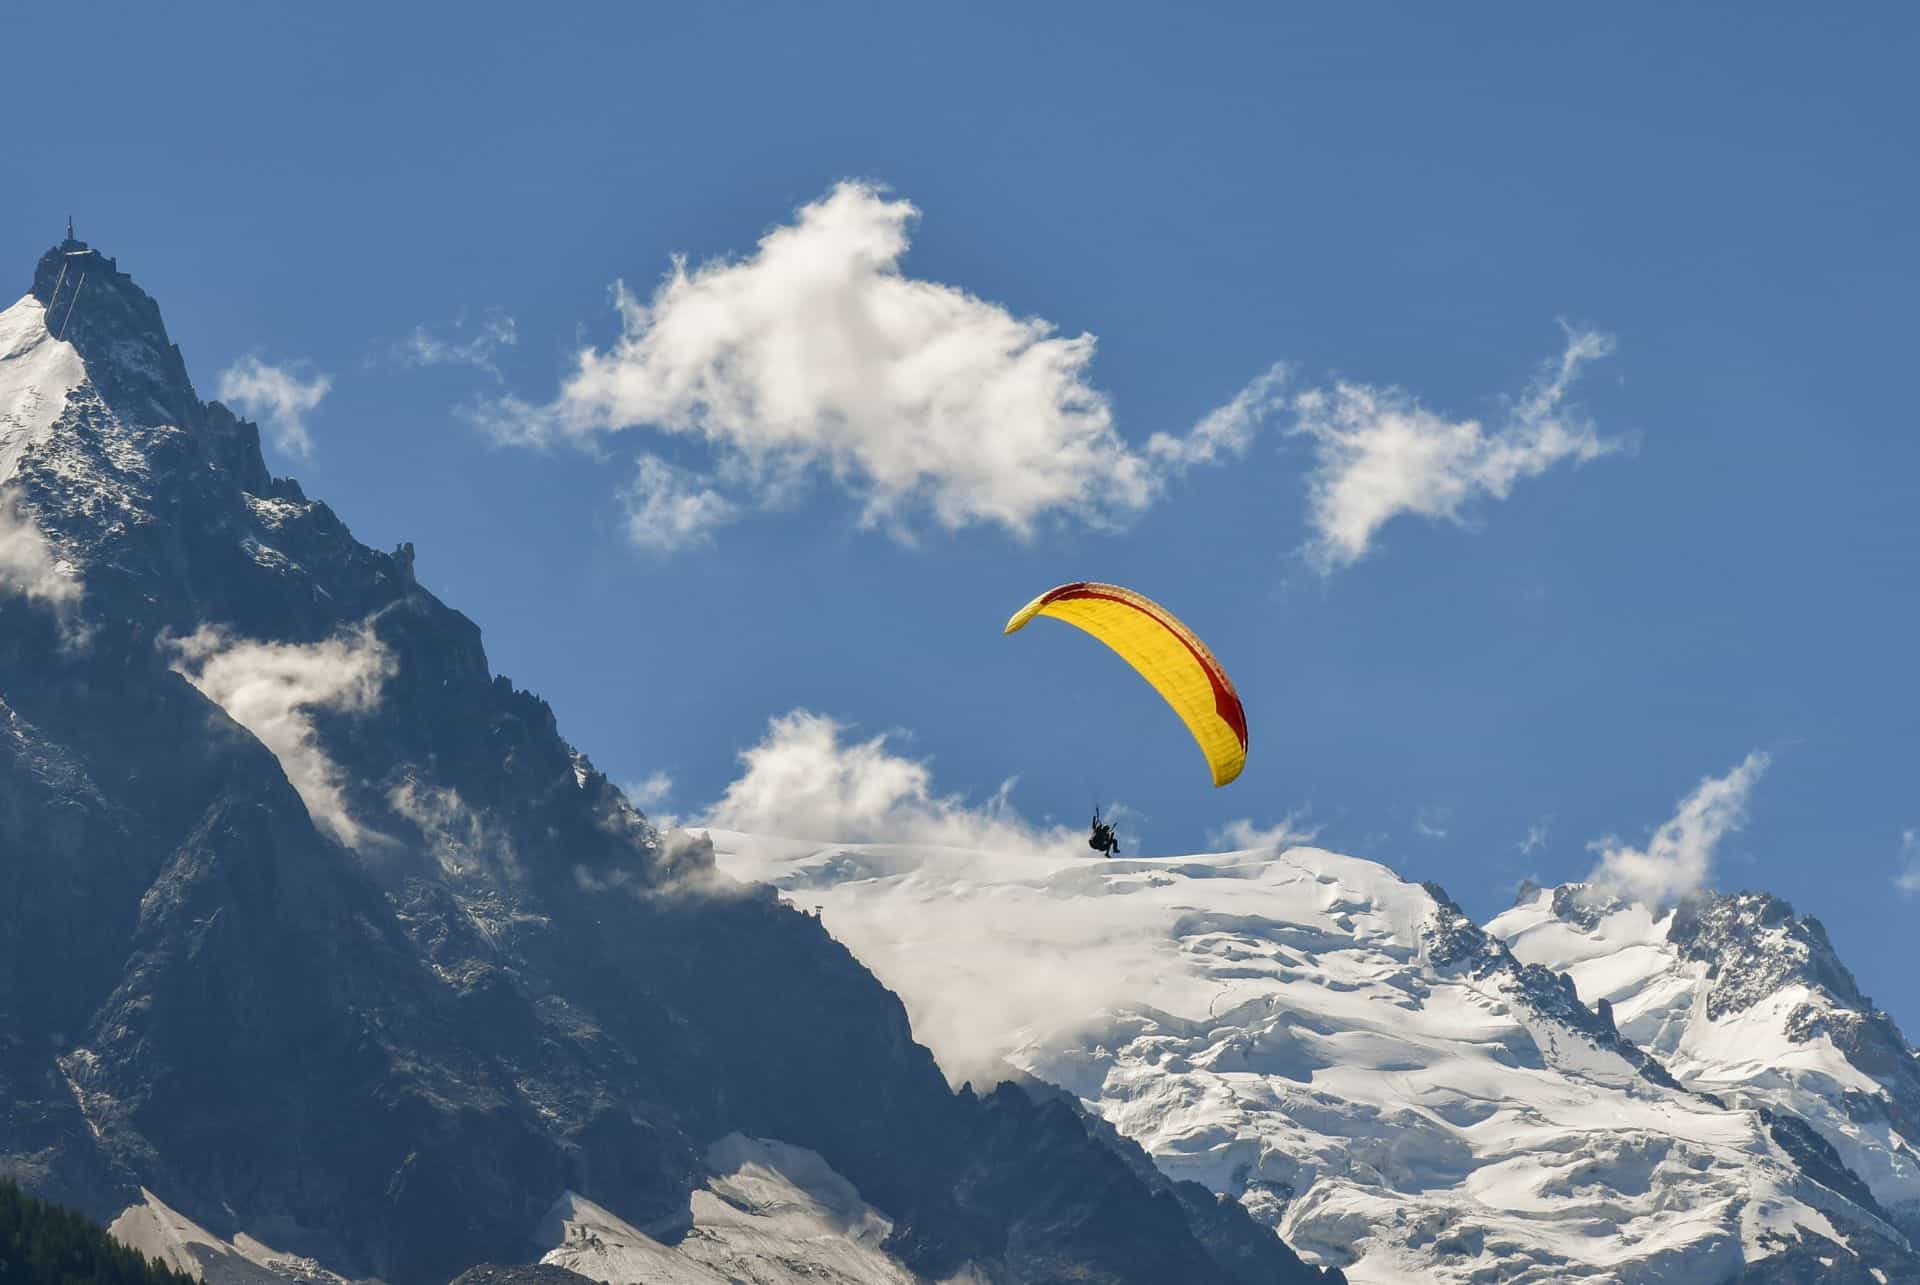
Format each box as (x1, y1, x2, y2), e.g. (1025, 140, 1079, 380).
(1493, 883, 1920, 1249)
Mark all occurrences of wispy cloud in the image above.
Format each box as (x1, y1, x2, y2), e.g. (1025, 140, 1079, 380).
(627, 771, 674, 809)
(623, 770, 677, 828)
(389, 777, 519, 882)
(1293, 326, 1620, 570)
(1587, 752, 1769, 905)
(698, 710, 1076, 854)
(394, 310, 517, 379)
(217, 355, 332, 459)
(1897, 829, 1920, 896)
(1148, 362, 1290, 472)
(621, 453, 738, 552)
(1210, 811, 1319, 851)
(1414, 805, 1451, 840)
(167, 622, 394, 848)
(1518, 819, 1551, 856)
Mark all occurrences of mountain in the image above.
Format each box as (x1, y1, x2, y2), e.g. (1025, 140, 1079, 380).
(711, 833, 1920, 1283)
(1490, 884, 1920, 1245)
(0, 237, 1335, 1285)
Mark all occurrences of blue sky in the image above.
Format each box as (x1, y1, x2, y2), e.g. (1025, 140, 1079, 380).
(5, 3, 1917, 1027)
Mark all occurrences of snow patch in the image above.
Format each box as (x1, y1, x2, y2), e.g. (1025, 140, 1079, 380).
(244, 494, 312, 528)
(0, 294, 85, 484)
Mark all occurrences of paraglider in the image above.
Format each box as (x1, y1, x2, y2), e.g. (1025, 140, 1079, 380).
(1089, 807, 1120, 857)
(1004, 581, 1247, 788)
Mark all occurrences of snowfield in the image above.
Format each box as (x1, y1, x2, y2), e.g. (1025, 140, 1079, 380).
(711, 831, 1911, 1283)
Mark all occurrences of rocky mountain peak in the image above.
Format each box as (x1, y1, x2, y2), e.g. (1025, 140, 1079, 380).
(1666, 889, 1871, 1022)
(1535, 882, 1902, 1037)
(28, 237, 202, 439)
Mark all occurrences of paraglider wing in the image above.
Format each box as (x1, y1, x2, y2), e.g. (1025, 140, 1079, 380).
(1004, 582, 1247, 787)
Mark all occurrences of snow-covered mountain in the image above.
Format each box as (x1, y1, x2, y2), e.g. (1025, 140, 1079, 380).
(1491, 884, 1920, 1246)
(712, 833, 1920, 1283)
(0, 236, 1333, 1285)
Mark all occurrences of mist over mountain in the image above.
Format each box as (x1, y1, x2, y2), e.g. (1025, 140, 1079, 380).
(0, 237, 1335, 1285)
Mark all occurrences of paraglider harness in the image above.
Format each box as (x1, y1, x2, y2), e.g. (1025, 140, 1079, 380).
(1089, 808, 1120, 857)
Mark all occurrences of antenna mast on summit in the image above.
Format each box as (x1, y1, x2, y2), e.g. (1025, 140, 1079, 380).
(66, 214, 74, 242)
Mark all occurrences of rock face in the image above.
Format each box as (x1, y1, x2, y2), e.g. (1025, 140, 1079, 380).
(712, 833, 1920, 1283)
(1491, 884, 1920, 1246)
(0, 239, 1332, 1285)
(449, 1268, 594, 1285)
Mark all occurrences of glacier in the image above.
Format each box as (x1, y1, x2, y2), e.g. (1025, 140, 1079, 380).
(712, 831, 1919, 1282)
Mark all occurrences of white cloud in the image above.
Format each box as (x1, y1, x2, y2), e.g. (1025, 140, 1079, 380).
(0, 489, 82, 610)
(485, 180, 1157, 540)
(483, 180, 1617, 563)
(167, 622, 394, 848)
(218, 355, 332, 459)
(1293, 326, 1619, 570)
(1210, 811, 1319, 851)
(621, 453, 738, 552)
(698, 710, 1077, 854)
(1587, 752, 1769, 905)
(625, 771, 673, 809)
(1148, 361, 1290, 471)
(1518, 820, 1551, 856)
(1897, 829, 1920, 896)
(396, 310, 517, 379)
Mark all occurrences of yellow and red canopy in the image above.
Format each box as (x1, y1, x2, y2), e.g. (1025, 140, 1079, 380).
(1004, 581, 1247, 787)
